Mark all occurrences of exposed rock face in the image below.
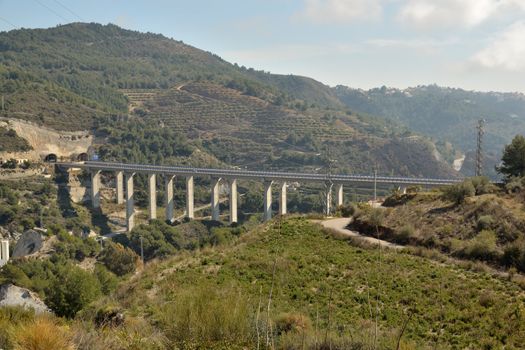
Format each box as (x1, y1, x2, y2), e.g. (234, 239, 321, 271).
(0, 284, 50, 314)
(12, 230, 43, 258)
(0, 118, 92, 161)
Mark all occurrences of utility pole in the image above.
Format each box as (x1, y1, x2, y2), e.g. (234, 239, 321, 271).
(140, 235, 144, 263)
(324, 145, 335, 216)
(476, 119, 485, 177)
(374, 168, 377, 202)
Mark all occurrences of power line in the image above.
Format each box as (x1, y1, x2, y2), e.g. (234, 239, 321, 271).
(52, 0, 84, 21)
(0, 17, 17, 29)
(32, 0, 70, 22)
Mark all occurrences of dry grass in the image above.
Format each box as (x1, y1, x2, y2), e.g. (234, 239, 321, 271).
(11, 316, 75, 350)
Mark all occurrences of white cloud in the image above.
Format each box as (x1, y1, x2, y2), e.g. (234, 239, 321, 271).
(398, 0, 525, 29)
(367, 37, 458, 49)
(296, 0, 383, 24)
(471, 20, 525, 71)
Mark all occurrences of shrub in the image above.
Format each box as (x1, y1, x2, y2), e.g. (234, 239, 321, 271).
(53, 231, 100, 261)
(477, 215, 494, 231)
(457, 230, 499, 261)
(505, 176, 525, 193)
(0, 205, 16, 225)
(442, 180, 475, 204)
(470, 176, 493, 195)
(10, 317, 75, 350)
(45, 264, 102, 318)
(396, 224, 415, 244)
(99, 241, 139, 276)
(275, 313, 311, 335)
(338, 203, 358, 217)
(157, 284, 252, 343)
(0, 306, 35, 349)
(94, 264, 118, 295)
(502, 241, 525, 272)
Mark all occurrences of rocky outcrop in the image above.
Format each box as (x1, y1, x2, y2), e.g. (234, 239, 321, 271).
(12, 230, 43, 258)
(0, 284, 50, 314)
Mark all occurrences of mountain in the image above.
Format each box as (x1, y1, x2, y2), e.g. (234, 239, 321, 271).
(0, 23, 457, 178)
(335, 84, 525, 178)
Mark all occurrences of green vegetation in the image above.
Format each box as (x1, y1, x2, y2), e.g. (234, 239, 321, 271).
(335, 85, 525, 178)
(66, 218, 525, 348)
(352, 176, 525, 272)
(497, 134, 525, 179)
(0, 23, 456, 178)
(0, 127, 31, 152)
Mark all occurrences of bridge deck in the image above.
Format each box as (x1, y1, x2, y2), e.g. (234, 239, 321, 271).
(58, 161, 462, 186)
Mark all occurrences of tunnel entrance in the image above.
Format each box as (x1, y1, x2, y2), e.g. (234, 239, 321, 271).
(77, 153, 88, 161)
(44, 153, 57, 162)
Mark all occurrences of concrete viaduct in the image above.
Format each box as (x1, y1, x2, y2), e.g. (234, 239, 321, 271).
(58, 161, 462, 232)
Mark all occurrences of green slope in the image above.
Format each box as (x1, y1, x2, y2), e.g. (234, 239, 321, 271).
(84, 217, 525, 349)
(0, 23, 457, 177)
(335, 85, 525, 177)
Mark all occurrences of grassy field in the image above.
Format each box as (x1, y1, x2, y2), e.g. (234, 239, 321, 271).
(76, 217, 525, 349)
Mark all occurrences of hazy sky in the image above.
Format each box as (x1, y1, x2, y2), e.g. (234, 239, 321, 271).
(1, 0, 524, 93)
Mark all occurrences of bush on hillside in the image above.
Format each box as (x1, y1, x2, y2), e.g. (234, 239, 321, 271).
(477, 215, 494, 231)
(396, 224, 416, 244)
(470, 176, 493, 195)
(442, 180, 475, 204)
(337, 203, 358, 217)
(502, 240, 525, 272)
(93, 264, 118, 295)
(156, 284, 252, 343)
(452, 230, 499, 261)
(10, 317, 75, 350)
(53, 229, 100, 261)
(45, 264, 102, 318)
(275, 313, 311, 335)
(99, 241, 139, 276)
(505, 176, 525, 193)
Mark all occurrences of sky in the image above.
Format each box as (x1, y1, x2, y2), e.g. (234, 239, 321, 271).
(0, 0, 524, 93)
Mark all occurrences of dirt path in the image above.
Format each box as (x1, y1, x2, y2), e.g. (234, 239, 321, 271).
(320, 217, 403, 250)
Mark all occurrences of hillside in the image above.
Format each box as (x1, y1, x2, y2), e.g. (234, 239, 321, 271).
(3, 217, 522, 349)
(335, 85, 525, 178)
(0, 23, 457, 177)
(349, 177, 525, 273)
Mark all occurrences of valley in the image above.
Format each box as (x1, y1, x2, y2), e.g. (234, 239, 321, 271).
(0, 20, 525, 350)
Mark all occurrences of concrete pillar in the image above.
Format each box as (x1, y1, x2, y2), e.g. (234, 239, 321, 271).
(0, 240, 9, 262)
(148, 173, 157, 220)
(336, 184, 344, 207)
(90, 170, 101, 208)
(116, 171, 124, 204)
(211, 178, 220, 221)
(264, 181, 273, 221)
(279, 182, 287, 216)
(229, 179, 238, 224)
(165, 175, 175, 222)
(125, 173, 135, 232)
(325, 185, 332, 216)
(186, 176, 194, 219)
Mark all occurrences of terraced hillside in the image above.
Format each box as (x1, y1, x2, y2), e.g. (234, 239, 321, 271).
(0, 23, 457, 177)
(123, 82, 457, 177)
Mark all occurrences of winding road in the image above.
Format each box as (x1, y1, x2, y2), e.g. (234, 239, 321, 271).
(320, 217, 403, 249)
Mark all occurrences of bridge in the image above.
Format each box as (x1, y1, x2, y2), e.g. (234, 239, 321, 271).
(58, 161, 463, 232)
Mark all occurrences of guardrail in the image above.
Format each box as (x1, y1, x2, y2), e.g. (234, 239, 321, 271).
(58, 161, 463, 186)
